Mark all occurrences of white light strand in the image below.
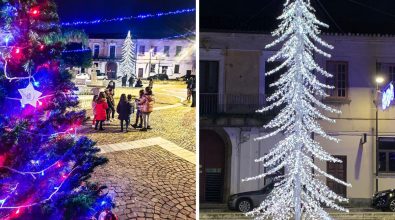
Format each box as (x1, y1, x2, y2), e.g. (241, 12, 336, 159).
(0, 166, 79, 210)
(246, 0, 352, 219)
(119, 31, 137, 80)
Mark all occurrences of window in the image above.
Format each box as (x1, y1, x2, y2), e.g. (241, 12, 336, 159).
(265, 61, 283, 99)
(164, 46, 170, 56)
(94, 62, 99, 68)
(138, 68, 144, 78)
(93, 44, 100, 58)
(139, 46, 145, 55)
(327, 156, 347, 198)
(162, 66, 168, 74)
(151, 46, 158, 56)
(265, 61, 285, 116)
(150, 64, 156, 73)
(200, 61, 219, 115)
(377, 63, 395, 82)
(378, 138, 395, 173)
(176, 46, 182, 56)
(174, 64, 180, 74)
(81, 68, 85, 73)
(264, 166, 284, 186)
(326, 61, 348, 98)
(109, 45, 116, 59)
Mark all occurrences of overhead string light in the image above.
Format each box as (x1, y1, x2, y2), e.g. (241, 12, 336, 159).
(162, 32, 195, 40)
(60, 32, 195, 53)
(61, 8, 195, 27)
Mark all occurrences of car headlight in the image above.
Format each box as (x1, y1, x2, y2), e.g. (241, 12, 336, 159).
(229, 195, 238, 200)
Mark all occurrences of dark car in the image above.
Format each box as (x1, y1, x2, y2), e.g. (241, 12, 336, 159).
(228, 182, 274, 212)
(147, 73, 169, 80)
(372, 189, 395, 211)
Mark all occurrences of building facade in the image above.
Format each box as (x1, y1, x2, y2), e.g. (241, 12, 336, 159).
(84, 37, 195, 80)
(200, 32, 395, 206)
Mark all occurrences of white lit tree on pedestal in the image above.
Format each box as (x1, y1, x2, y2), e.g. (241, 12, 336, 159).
(244, 0, 352, 219)
(119, 30, 136, 80)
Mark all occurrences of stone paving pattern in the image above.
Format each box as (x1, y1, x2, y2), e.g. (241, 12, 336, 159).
(91, 146, 195, 220)
(97, 137, 195, 165)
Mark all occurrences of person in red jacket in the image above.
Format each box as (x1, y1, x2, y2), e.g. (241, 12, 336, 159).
(94, 92, 109, 131)
(139, 87, 155, 131)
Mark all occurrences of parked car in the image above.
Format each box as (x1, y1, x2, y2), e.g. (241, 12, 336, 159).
(147, 73, 169, 80)
(372, 189, 395, 211)
(228, 182, 274, 212)
(75, 72, 90, 80)
(176, 75, 188, 81)
(96, 72, 107, 80)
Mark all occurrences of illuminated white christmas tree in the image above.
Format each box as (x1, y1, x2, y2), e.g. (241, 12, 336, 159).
(119, 30, 136, 79)
(244, 0, 352, 219)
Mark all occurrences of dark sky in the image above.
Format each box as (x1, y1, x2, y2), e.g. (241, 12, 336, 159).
(54, 0, 195, 38)
(201, 0, 395, 34)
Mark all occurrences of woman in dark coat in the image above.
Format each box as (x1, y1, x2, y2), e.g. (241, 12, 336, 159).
(116, 94, 132, 132)
(105, 89, 115, 122)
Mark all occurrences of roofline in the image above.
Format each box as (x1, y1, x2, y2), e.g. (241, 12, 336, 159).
(200, 29, 395, 38)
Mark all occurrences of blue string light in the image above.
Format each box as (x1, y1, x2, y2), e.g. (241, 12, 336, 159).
(62, 48, 91, 53)
(162, 32, 195, 40)
(61, 32, 195, 54)
(61, 8, 195, 27)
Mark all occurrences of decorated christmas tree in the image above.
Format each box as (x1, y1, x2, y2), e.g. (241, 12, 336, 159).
(0, 0, 111, 219)
(119, 30, 136, 80)
(244, 0, 351, 219)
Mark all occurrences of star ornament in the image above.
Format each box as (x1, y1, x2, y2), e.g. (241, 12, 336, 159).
(18, 83, 42, 108)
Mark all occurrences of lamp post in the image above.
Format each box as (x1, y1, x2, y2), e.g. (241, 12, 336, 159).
(148, 48, 154, 78)
(375, 76, 384, 193)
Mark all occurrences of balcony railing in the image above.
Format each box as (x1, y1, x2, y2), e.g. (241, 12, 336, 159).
(200, 93, 270, 115)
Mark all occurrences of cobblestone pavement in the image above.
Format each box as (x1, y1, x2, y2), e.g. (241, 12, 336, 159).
(81, 82, 196, 219)
(91, 146, 195, 220)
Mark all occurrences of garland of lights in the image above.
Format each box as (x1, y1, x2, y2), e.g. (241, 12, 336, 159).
(243, 0, 352, 219)
(61, 8, 195, 27)
(0, 166, 79, 211)
(60, 32, 196, 57)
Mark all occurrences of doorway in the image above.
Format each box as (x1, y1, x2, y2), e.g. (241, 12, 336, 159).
(106, 62, 118, 79)
(327, 155, 347, 198)
(200, 130, 225, 203)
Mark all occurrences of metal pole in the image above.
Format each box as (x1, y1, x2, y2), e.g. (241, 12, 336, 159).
(148, 50, 152, 78)
(376, 82, 379, 193)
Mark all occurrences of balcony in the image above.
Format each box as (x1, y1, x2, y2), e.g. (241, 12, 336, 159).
(92, 56, 121, 61)
(201, 93, 277, 115)
(200, 93, 278, 126)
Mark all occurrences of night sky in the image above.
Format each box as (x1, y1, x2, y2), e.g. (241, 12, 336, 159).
(54, 0, 195, 38)
(201, 0, 395, 34)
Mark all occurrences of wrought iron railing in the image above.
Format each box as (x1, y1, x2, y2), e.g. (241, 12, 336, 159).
(200, 93, 269, 115)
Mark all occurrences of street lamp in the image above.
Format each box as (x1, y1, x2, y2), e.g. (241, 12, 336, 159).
(375, 75, 384, 193)
(376, 76, 384, 84)
(148, 48, 154, 77)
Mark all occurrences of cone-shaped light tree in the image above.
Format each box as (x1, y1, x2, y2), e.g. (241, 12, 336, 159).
(119, 31, 136, 80)
(0, 0, 110, 219)
(244, 0, 352, 219)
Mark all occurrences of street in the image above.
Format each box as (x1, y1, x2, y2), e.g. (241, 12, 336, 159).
(80, 82, 196, 219)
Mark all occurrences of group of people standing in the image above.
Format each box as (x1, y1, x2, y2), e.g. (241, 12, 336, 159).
(91, 81, 155, 132)
(120, 76, 144, 88)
